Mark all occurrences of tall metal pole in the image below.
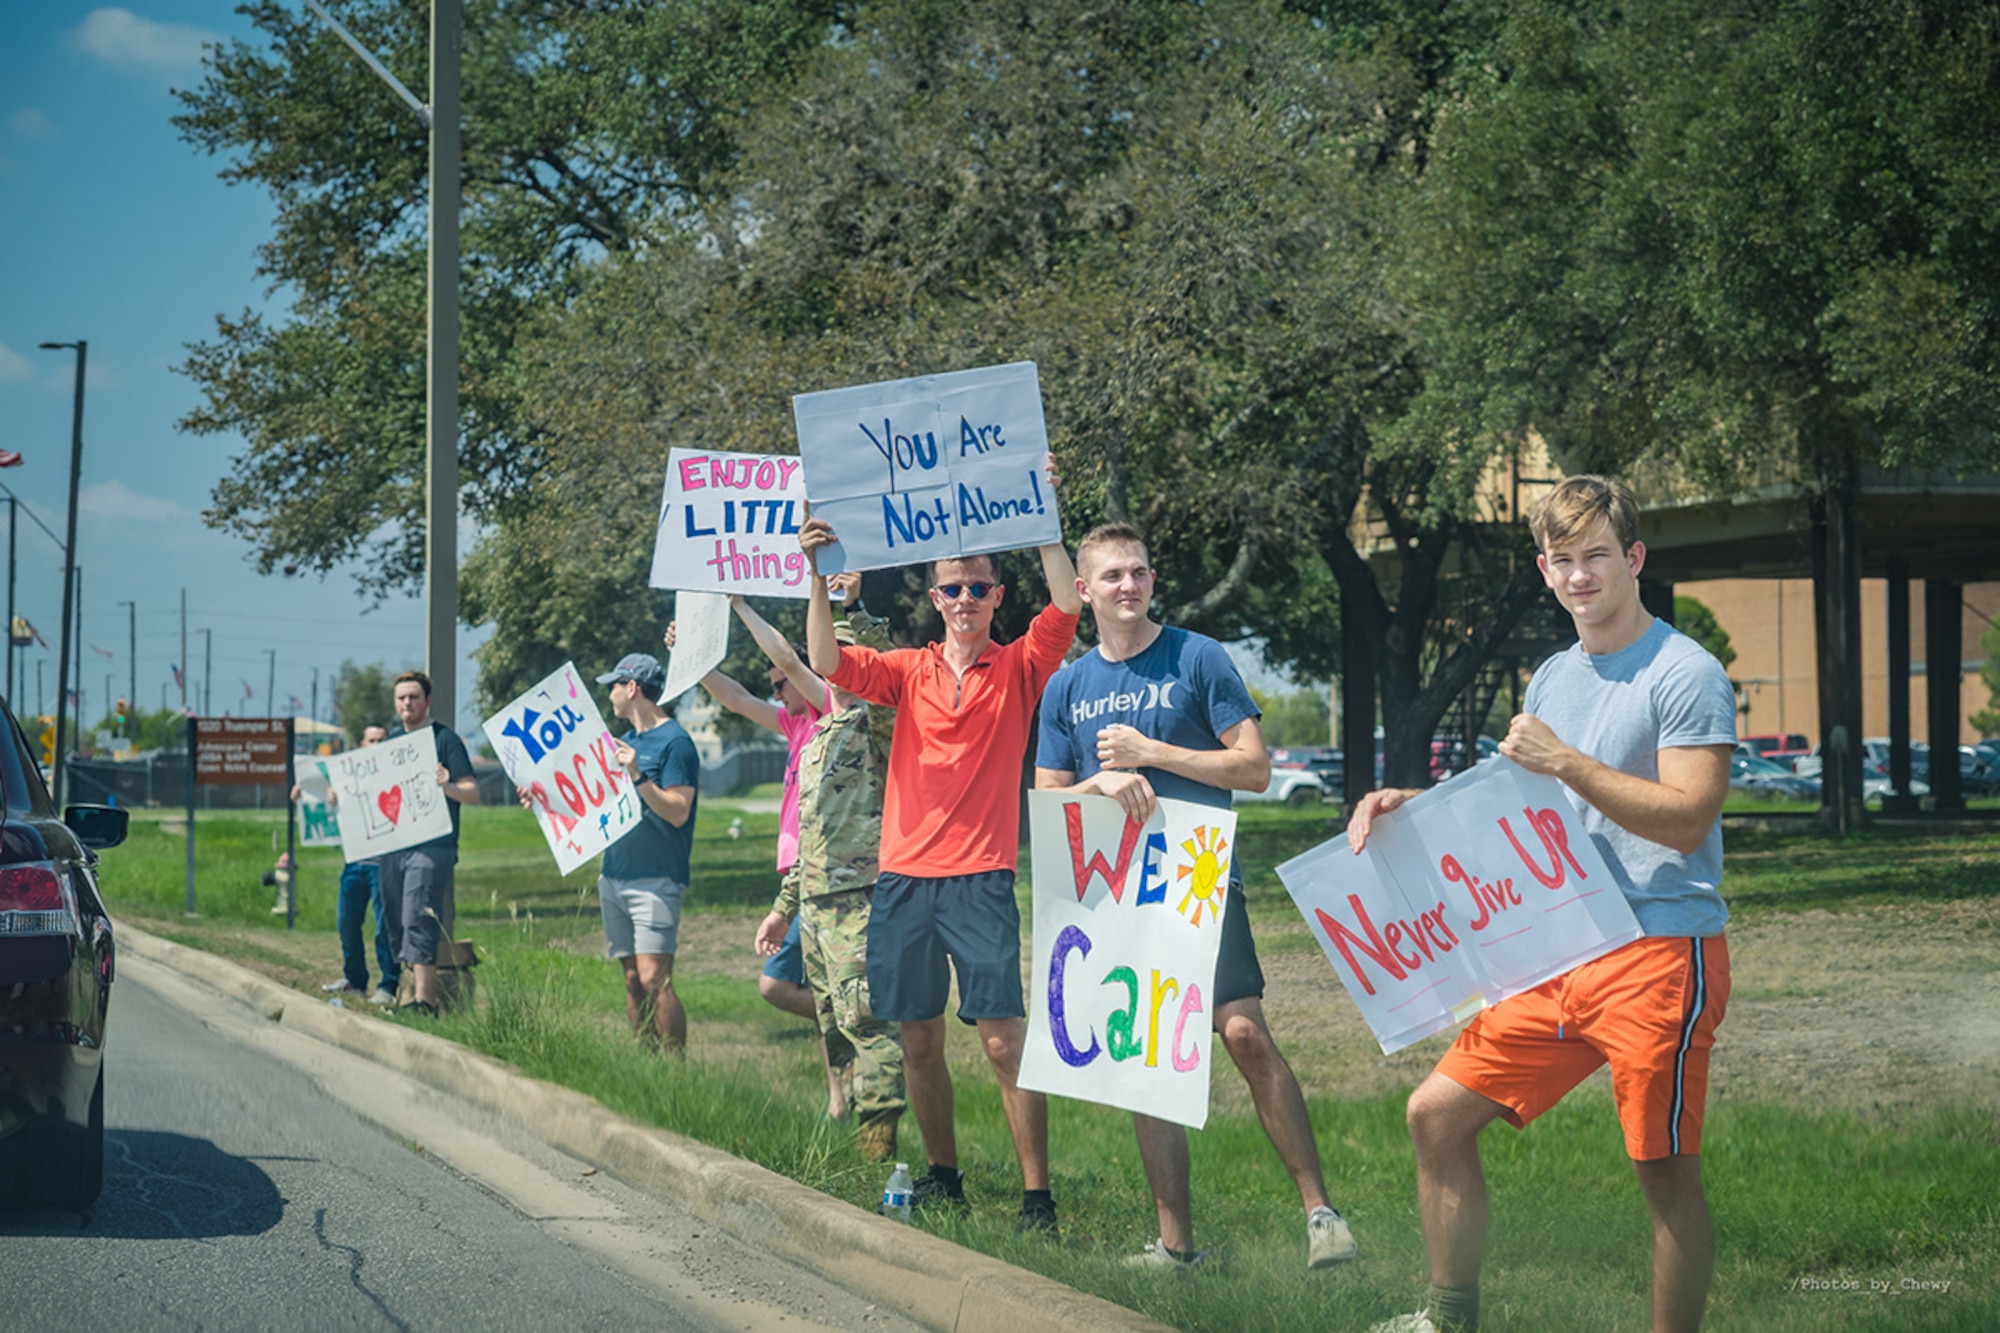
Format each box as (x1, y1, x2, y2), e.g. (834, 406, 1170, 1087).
(266, 646, 276, 719)
(73, 567, 83, 737)
(427, 0, 462, 729)
(179, 587, 188, 713)
(203, 627, 213, 714)
(40, 339, 85, 809)
(5, 496, 15, 710)
(119, 598, 136, 735)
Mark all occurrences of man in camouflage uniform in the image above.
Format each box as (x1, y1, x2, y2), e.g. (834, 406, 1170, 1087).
(754, 611, 906, 1162)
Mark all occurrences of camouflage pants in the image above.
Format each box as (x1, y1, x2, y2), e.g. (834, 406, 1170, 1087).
(801, 886, 905, 1128)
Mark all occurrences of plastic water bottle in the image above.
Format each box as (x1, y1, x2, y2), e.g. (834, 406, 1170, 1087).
(882, 1162, 913, 1223)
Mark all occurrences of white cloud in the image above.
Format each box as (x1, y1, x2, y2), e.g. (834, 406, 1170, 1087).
(69, 8, 219, 72)
(7, 109, 53, 139)
(79, 479, 194, 523)
(0, 344, 33, 383)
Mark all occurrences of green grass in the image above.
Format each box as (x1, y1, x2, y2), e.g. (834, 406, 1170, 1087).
(95, 802, 2000, 1331)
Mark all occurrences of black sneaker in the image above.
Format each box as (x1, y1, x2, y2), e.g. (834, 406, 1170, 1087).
(398, 999, 439, 1019)
(1018, 1192, 1058, 1236)
(911, 1169, 967, 1213)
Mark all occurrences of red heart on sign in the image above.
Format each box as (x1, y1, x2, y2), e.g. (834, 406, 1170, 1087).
(377, 787, 402, 824)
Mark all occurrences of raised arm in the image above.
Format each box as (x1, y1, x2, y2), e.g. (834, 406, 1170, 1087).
(730, 595, 830, 714)
(800, 516, 844, 679)
(1039, 541, 1083, 615)
(697, 668, 784, 736)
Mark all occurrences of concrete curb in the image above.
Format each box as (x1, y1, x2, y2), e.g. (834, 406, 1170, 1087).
(121, 925, 1172, 1333)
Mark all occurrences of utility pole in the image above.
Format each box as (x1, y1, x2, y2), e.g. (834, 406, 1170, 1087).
(179, 587, 188, 713)
(38, 338, 85, 808)
(73, 566, 83, 744)
(5, 495, 15, 709)
(303, 0, 459, 727)
(266, 647, 276, 719)
(311, 666, 319, 734)
(202, 627, 213, 715)
(118, 599, 135, 736)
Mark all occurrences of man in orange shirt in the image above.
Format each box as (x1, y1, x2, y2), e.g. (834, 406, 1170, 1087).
(800, 514, 1081, 1233)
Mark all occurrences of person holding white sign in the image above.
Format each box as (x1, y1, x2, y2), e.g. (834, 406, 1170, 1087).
(382, 672, 482, 1018)
(670, 589, 844, 1112)
(1351, 476, 1735, 1333)
(799, 495, 1080, 1235)
(305, 724, 398, 1005)
(1035, 522, 1359, 1273)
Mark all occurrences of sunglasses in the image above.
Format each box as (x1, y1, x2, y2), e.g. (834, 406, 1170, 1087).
(934, 581, 998, 601)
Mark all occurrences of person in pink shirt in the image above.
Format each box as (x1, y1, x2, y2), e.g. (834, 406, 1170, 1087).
(674, 578, 864, 1118)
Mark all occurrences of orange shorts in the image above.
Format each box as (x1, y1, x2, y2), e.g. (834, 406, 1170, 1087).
(1435, 934, 1729, 1161)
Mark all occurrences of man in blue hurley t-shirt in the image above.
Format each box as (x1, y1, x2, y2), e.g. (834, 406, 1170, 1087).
(596, 652, 701, 1052)
(1034, 522, 1360, 1273)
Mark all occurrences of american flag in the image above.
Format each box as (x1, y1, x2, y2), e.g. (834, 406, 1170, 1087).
(0, 450, 22, 468)
(92, 643, 115, 659)
(171, 664, 184, 689)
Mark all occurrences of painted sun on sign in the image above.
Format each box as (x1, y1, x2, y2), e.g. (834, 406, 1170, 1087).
(1175, 825, 1231, 927)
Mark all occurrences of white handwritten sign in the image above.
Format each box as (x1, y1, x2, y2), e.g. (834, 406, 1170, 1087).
(296, 758, 343, 850)
(650, 449, 812, 597)
(793, 362, 1061, 573)
(1019, 792, 1235, 1129)
(325, 728, 453, 861)
(661, 590, 732, 707)
(482, 662, 641, 876)
(1276, 758, 1641, 1054)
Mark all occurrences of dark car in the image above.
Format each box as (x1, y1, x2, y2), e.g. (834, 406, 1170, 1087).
(0, 707, 129, 1205)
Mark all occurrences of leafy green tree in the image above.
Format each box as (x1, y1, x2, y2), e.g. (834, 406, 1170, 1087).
(174, 0, 844, 597)
(1673, 596, 1735, 671)
(1251, 687, 1334, 750)
(1971, 625, 2000, 739)
(330, 659, 408, 745)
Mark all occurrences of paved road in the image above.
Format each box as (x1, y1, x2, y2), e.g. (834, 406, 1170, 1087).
(0, 955, 920, 1333)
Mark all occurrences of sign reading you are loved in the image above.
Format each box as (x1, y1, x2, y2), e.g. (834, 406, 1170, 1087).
(1277, 758, 1642, 1054)
(325, 727, 453, 862)
(482, 662, 640, 876)
(650, 449, 812, 598)
(1019, 791, 1235, 1129)
(792, 362, 1062, 573)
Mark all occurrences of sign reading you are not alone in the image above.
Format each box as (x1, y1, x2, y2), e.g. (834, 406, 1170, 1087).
(793, 362, 1063, 574)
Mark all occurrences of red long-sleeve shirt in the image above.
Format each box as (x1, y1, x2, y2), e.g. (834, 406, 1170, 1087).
(829, 603, 1079, 876)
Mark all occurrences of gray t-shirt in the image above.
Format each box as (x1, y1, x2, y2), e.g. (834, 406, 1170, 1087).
(1523, 618, 1737, 937)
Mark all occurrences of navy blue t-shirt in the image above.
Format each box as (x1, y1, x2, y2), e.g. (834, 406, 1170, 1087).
(409, 721, 475, 854)
(1036, 626, 1259, 812)
(603, 718, 701, 885)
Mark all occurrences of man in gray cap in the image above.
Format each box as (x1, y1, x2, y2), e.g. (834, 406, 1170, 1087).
(595, 651, 702, 1052)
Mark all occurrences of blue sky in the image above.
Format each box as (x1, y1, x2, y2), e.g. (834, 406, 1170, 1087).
(0, 3, 489, 735)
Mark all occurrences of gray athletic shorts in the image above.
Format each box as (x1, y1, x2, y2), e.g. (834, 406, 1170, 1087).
(867, 869, 1023, 1023)
(599, 874, 686, 958)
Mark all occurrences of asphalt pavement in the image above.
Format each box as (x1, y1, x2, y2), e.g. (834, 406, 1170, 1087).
(0, 955, 922, 1332)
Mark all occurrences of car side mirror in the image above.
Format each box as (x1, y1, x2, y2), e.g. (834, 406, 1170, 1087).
(65, 803, 130, 850)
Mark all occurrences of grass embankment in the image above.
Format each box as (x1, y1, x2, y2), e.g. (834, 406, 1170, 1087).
(100, 803, 1999, 1331)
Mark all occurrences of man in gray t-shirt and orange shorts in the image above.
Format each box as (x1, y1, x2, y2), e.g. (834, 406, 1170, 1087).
(1351, 475, 1736, 1333)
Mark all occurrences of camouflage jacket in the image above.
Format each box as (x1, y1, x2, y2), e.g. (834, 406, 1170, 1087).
(776, 610, 896, 913)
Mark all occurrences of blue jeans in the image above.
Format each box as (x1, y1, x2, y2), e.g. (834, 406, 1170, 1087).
(338, 861, 399, 994)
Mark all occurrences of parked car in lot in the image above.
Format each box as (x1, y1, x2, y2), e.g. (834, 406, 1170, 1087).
(0, 708, 129, 1206)
(1729, 753, 1821, 801)
(1270, 746, 1344, 791)
(1741, 732, 1812, 768)
(1236, 764, 1328, 807)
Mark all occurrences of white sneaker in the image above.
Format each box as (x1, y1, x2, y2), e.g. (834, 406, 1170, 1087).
(1124, 1238, 1209, 1271)
(367, 988, 397, 1007)
(320, 978, 359, 994)
(1307, 1205, 1359, 1268)
(1369, 1314, 1438, 1333)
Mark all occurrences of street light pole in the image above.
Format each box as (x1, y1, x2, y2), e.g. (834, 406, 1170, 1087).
(37, 339, 86, 808)
(303, 0, 459, 727)
(5, 496, 15, 709)
(118, 599, 136, 736)
(266, 646, 276, 719)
